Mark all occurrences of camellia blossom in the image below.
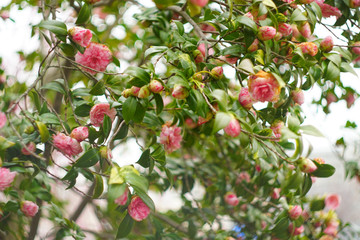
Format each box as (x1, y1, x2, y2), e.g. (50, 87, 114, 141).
(278, 23, 293, 37)
(53, 133, 83, 156)
(21, 201, 39, 217)
(238, 87, 253, 109)
(248, 71, 281, 102)
(0, 168, 16, 191)
(291, 88, 305, 105)
(197, 43, 214, 59)
(288, 223, 304, 236)
(75, 42, 112, 74)
(224, 192, 239, 206)
(258, 26, 277, 41)
(70, 126, 89, 142)
(299, 22, 311, 38)
(114, 187, 129, 206)
(289, 205, 303, 220)
(160, 124, 183, 153)
(21, 142, 36, 155)
(224, 117, 241, 137)
(298, 42, 318, 56)
(89, 103, 117, 127)
(0, 112, 7, 128)
(149, 80, 164, 94)
(237, 172, 251, 183)
(315, 0, 342, 18)
(325, 194, 341, 210)
(172, 84, 189, 99)
(320, 36, 334, 52)
(68, 27, 92, 47)
(324, 220, 339, 236)
(190, 0, 209, 7)
(128, 196, 150, 221)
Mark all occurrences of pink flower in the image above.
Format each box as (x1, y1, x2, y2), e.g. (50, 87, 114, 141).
(68, 27, 92, 47)
(315, 0, 342, 18)
(75, 42, 112, 74)
(114, 187, 129, 206)
(128, 196, 150, 221)
(211, 66, 223, 80)
(248, 39, 259, 52)
(197, 43, 214, 59)
(291, 88, 305, 105)
(224, 118, 241, 137)
(320, 36, 334, 52)
(299, 22, 311, 38)
(190, 0, 209, 7)
(237, 172, 251, 183)
(185, 118, 197, 129)
(345, 92, 355, 108)
(248, 71, 281, 102)
(271, 188, 281, 199)
(291, 24, 301, 38)
(70, 127, 89, 142)
(352, 42, 360, 55)
(224, 192, 239, 206)
(244, 12, 254, 20)
(223, 55, 238, 64)
(21, 201, 39, 217)
(298, 157, 317, 173)
(255, 165, 261, 172)
(238, 87, 253, 110)
(197, 112, 213, 125)
(21, 142, 36, 155)
(200, 23, 216, 32)
(258, 26, 276, 41)
(324, 221, 339, 236)
(172, 85, 189, 99)
(0, 112, 7, 128)
(299, 42, 318, 56)
(350, 0, 360, 8)
(326, 93, 337, 105)
(325, 194, 341, 210)
(0, 168, 16, 190)
(160, 124, 183, 153)
(149, 80, 164, 94)
(289, 205, 302, 220)
(90, 103, 116, 127)
(53, 133, 83, 156)
(288, 223, 304, 236)
(278, 23, 293, 37)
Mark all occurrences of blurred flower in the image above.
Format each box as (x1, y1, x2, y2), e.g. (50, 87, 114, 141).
(299, 42, 318, 56)
(0, 168, 16, 191)
(288, 223, 304, 236)
(224, 117, 241, 137)
(289, 205, 303, 220)
(70, 127, 89, 142)
(160, 124, 182, 153)
(90, 103, 116, 127)
(325, 194, 341, 210)
(238, 87, 253, 109)
(224, 192, 239, 206)
(258, 26, 276, 41)
(315, 0, 342, 18)
(53, 133, 83, 156)
(21, 142, 36, 155)
(68, 27, 92, 47)
(278, 23, 293, 37)
(115, 187, 129, 206)
(291, 88, 305, 105)
(21, 201, 39, 217)
(190, 0, 209, 7)
(320, 36, 334, 52)
(0, 112, 7, 128)
(128, 196, 150, 221)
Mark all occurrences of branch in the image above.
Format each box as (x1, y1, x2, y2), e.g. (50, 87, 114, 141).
(152, 211, 188, 234)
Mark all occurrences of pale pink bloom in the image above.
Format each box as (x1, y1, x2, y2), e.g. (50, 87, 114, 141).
(325, 194, 341, 210)
(345, 92, 355, 108)
(352, 42, 360, 55)
(197, 43, 214, 58)
(320, 36, 334, 52)
(211, 66, 223, 79)
(224, 118, 241, 137)
(278, 23, 293, 37)
(324, 221, 339, 236)
(0, 168, 16, 190)
(128, 196, 150, 221)
(291, 88, 305, 105)
(0, 112, 7, 128)
(149, 80, 164, 94)
(185, 118, 197, 129)
(271, 188, 281, 199)
(299, 22, 311, 38)
(248, 39, 259, 52)
(315, 0, 342, 18)
(114, 187, 129, 206)
(90, 103, 116, 127)
(70, 127, 89, 142)
(299, 42, 318, 56)
(75, 42, 112, 74)
(258, 26, 276, 41)
(224, 192, 239, 206)
(190, 0, 208, 7)
(21, 142, 36, 155)
(21, 201, 39, 217)
(53, 133, 83, 156)
(248, 71, 281, 102)
(93, 7, 108, 19)
(237, 172, 251, 183)
(238, 87, 253, 110)
(0, 11, 10, 20)
(288, 223, 304, 236)
(68, 27, 92, 47)
(350, 0, 360, 7)
(326, 93, 337, 105)
(172, 85, 189, 99)
(289, 205, 302, 220)
(298, 157, 317, 173)
(160, 124, 183, 153)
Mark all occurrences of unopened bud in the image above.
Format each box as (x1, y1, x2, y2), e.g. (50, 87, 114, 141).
(298, 157, 317, 173)
(122, 89, 132, 98)
(149, 80, 164, 94)
(172, 84, 189, 99)
(130, 86, 141, 97)
(138, 85, 150, 98)
(211, 66, 223, 80)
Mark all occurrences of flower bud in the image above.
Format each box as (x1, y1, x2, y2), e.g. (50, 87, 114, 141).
(271, 188, 281, 199)
(298, 157, 317, 173)
(193, 72, 203, 81)
(138, 85, 150, 99)
(211, 66, 223, 80)
(350, 0, 360, 8)
(190, 0, 209, 7)
(122, 89, 132, 98)
(288, 223, 304, 236)
(193, 49, 204, 63)
(115, 187, 129, 206)
(68, 27, 92, 47)
(128, 196, 150, 221)
(352, 42, 360, 55)
(345, 92, 355, 108)
(291, 88, 305, 105)
(278, 23, 293, 37)
(326, 93, 337, 105)
(299, 42, 318, 56)
(172, 85, 189, 99)
(130, 86, 141, 97)
(21, 142, 36, 155)
(288, 205, 302, 220)
(248, 39, 259, 52)
(70, 126, 89, 142)
(224, 117, 241, 137)
(238, 87, 253, 109)
(320, 36, 334, 53)
(21, 201, 39, 217)
(198, 112, 213, 125)
(258, 26, 276, 41)
(24, 125, 35, 134)
(185, 118, 197, 129)
(299, 22, 311, 38)
(224, 192, 239, 206)
(149, 80, 164, 94)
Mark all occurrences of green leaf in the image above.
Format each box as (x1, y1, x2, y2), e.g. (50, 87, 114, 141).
(93, 175, 104, 199)
(271, 72, 286, 88)
(36, 121, 50, 143)
(238, 58, 255, 74)
(271, 217, 289, 238)
(301, 174, 312, 197)
(125, 66, 150, 84)
(300, 125, 324, 137)
(288, 116, 300, 133)
(285, 170, 303, 190)
(76, 3, 91, 25)
(310, 198, 325, 211)
(133, 101, 146, 123)
(125, 172, 149, 194)
(115, 122, 128, 140)
(154, 93, 164, 115)
(39, 20, 68, 36)
(59, 43, 76, 57)
(41, 79, 66, 94)
(137, 149, 151, 168)
(122, 97, 137, 123)
(75, 104, 92, 117)
(174, 21, 184, 35)
(263, 0, 277, 8)
(89, 81, 105, 96)
(116, 213, 134, 239)
(212, 112, 231, 134)
(144, 46, 168, 59)
(325, 61, 340, 80)
(132, 186, 155, 211)
(290, 9, 308, 22)
(102, 115, 112, 139)
(340, 62, 358, 76)
(237, 16, 257, 31)
(0, 136, 15, 151)
(312, 163, 335, 178)
(211, 89, 228, 111)
(108, 183, 126, 202)
(40, 113, 61, 125)
(74, 148, 100, 168)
